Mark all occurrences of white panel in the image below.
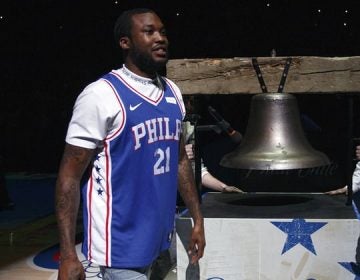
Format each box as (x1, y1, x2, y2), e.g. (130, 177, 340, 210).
(176, 218, 360, 280)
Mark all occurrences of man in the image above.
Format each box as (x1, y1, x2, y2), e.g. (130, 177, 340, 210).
(326, 145, 360, 196)
(55, 8, 205, 280)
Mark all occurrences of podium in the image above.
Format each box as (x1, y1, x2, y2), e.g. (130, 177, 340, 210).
(176, 192, 360, 280)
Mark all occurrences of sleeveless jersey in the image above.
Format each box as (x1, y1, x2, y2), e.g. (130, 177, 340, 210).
(81, 71, 184, 268)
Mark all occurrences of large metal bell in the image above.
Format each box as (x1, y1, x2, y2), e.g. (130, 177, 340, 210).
(220, 93, 330, 170)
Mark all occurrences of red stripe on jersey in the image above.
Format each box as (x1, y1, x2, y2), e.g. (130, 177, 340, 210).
(104, 141, 111, 266)
(88, 175, 93, 260)
(103, 79, 126, 141)
(165, 79, 185, 117)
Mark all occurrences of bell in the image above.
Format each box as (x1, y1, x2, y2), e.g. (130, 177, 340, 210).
(220, 93, 330, 170)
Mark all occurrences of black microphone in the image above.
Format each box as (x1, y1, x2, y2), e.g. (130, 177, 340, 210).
(208, 106, 243, 143)
(208, 106, 235, 136)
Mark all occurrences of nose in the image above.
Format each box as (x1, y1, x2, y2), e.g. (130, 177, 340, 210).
(154, 31, 167, 42)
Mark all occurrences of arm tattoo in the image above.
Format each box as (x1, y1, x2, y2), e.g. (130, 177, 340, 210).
(178, 139, 203, 223)
(55, 144, 94, 259)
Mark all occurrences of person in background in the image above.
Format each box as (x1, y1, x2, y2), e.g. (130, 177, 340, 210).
(183, 121, 243, 193)
(326, 145, 360, 196)
(325, 140, 360, 267)
(55, 8, 205, 280)
(183, 96, 244, 193)
(150, 98, 243, 280)
(353, 145, 360, 194)
(351, 143, 360, 267)
(352, 145, 360, 265)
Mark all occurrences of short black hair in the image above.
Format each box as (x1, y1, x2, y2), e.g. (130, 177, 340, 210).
(113, 8, 155, 44)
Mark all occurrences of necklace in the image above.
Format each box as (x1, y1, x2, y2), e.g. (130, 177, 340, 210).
(121, 67, 153, 86)
(122, 66, 163, 91)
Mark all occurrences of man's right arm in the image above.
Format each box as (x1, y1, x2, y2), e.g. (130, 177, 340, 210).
(177, 137, 205, 264)
(55, 144, 95, 280)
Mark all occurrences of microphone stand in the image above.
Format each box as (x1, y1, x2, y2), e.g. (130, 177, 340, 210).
(194, 124, 222, 204)
(185, 114, 222, 203)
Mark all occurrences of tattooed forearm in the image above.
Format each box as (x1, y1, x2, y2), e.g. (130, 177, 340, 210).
(56, 181, 80, 258)
(55, 144, 94, 259)
(61, 144, 94, 166)
(178, 141, 203, 224)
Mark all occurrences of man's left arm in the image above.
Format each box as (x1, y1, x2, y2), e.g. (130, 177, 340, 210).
(177, 136, 206, 264)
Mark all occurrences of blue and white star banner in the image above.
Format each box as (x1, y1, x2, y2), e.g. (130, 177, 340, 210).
(177, 218, 360, 280)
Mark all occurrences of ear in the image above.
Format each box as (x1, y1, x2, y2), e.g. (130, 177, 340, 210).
(119, 37, 130, 50)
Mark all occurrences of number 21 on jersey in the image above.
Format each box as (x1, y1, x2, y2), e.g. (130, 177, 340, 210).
(154, 147, 170, 175)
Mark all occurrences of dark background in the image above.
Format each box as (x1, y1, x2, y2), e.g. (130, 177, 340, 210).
(0, 1, 359, 191)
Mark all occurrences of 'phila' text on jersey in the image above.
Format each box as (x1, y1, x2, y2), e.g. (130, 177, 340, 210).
(132, 117, 182, 150)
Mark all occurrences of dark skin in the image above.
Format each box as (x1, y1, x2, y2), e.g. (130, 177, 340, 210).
(120, 12, 169, 79)
(177, 135, 205, 263)
(56, 145, 92, 280)
(56, 11, 205, 279)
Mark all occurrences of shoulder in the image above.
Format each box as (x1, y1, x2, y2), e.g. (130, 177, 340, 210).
(66, 77, 125, 149)
(163, 77, 185, 117)
(163, 77, 181, 93)
(74, 78, 122, 110)
(79, 78, 115, 99)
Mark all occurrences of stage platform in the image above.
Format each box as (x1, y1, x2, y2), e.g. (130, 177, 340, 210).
(176, 192, 360, 280)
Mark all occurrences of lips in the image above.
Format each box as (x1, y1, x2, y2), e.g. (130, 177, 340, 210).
(153, 46, 168, 57)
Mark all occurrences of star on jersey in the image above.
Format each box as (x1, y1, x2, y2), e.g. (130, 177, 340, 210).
(97, 188, 104, 196)
(95, 154, 101, 161)
(271, 218, 327, 255)
(95, 176, 102, 184)
(95, 165, 101, 173)
(339, 262, 360, 280)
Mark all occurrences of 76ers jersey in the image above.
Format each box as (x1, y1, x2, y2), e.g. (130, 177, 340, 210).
(81, 71, 184, 268)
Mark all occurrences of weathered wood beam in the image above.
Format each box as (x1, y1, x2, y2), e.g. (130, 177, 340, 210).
(166, 56, 360, 94)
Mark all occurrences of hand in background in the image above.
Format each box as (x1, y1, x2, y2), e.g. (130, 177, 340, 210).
(325, 186, 348, 195)
(222, 185, 245, 193)
(185, 144, 194, 160)
(356, 145, 360, 160)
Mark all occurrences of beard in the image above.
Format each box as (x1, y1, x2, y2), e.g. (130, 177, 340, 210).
(129, 46, 168, 75)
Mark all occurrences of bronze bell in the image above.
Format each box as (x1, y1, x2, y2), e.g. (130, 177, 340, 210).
(220, 93, 330, 170)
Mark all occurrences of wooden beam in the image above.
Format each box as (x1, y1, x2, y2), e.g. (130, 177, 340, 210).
(166, 56, 360, 94)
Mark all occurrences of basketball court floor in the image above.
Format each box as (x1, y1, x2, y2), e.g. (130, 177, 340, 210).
(0, 214, 176, 279)
(0, 174, 176, 279)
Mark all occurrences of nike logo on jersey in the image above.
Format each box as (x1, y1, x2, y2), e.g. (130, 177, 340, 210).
(129, 102, 143, 111)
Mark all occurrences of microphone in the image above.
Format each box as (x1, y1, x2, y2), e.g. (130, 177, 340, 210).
(208, 106, 236, 136)
(208, 106, 243, 143)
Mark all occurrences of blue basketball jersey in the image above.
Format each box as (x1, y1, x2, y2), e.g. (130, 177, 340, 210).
(81, 71, 184, 268)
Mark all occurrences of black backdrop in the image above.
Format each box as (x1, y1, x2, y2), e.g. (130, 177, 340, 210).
(0, 0, 359, 174)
